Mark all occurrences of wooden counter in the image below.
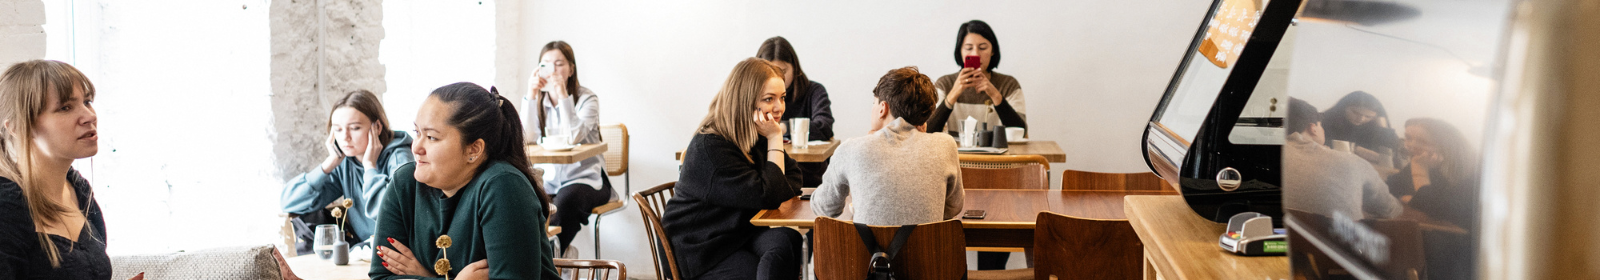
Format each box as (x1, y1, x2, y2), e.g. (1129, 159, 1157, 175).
(1124, 195, 1288, 280)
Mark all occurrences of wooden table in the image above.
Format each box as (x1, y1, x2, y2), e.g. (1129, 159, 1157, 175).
(999, 140, 1065, 163)
(675, 139, 840, 163)
(752, 189, 1175, 248)
(1125, 195, 1288, 280)
(285, 254, 371, 280)
(526, 142, 607, 164)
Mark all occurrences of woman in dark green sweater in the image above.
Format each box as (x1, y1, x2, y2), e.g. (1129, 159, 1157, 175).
(369, 82, 559, 280)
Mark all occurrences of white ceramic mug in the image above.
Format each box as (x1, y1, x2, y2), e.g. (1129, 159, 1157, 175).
(1006, 127, 1026, 142)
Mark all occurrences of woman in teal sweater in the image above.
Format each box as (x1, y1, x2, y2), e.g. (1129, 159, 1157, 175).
(370, 82, 559, 280)
(281, 90, 413, 252)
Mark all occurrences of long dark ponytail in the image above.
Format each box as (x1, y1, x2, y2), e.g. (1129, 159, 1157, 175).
(430, 82, 551, 218)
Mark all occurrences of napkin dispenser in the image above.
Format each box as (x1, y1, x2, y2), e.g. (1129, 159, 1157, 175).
(1219, 212, 1286, 256)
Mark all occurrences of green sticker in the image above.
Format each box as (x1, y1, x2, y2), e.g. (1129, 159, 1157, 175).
(1263, 240, 1287, 253)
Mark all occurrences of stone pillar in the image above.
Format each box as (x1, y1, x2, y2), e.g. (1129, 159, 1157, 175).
(269, 0, 385, 180)
(0, 0, 46, 67)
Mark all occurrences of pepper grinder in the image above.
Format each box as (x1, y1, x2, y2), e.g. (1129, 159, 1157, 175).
(992, 126, 1009, 148)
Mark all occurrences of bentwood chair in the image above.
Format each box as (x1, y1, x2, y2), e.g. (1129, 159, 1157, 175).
(633, 182, 682, 280)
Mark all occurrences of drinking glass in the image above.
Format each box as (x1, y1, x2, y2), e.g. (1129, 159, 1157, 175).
(791, 118, 810, 150)
(313, 224, 340, 260)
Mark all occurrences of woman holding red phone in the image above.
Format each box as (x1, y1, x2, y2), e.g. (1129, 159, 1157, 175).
(925, 19, 1028, 135)
(928, 20, 1030, 270)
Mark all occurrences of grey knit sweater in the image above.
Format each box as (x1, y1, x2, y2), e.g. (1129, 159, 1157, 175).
(1283, 133, 1403, 220)
(811, 118, 965, 226)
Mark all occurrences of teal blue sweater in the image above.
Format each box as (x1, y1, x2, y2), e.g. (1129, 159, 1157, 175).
(369, 161, 559, 280)
(281, 131, 414, 242)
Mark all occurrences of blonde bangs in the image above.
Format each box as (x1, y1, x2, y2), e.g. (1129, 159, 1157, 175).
(698, 58, 781, 162)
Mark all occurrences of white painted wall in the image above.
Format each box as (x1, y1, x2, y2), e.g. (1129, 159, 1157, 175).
(42, 0, 282, 254)
(1, 0, 46, 67)
(501, 0, 1213, 275)
(380, 0, 496, 133)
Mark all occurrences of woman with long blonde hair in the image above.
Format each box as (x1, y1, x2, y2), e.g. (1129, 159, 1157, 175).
(663, 58, 803, 280)
(0, 60, 133, 279)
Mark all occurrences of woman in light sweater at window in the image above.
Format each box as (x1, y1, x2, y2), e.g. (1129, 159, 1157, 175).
(521, 41, 612, 256)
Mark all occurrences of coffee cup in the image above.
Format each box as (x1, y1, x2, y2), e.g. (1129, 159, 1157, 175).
(1005, 127, 1026, 142)
(1331, 140, 1354, 153)
(541, 135, 571, 147)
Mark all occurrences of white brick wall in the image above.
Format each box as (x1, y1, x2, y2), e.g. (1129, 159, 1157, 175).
(0, 0, 46, 67)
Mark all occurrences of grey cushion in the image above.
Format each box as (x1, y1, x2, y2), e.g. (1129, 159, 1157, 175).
(111, 244, 283, 280)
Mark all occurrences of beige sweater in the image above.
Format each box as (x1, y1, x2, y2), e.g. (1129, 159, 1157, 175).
(810, 118, 965, 226)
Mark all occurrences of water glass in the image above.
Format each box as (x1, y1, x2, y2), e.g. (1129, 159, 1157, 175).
(313, 224, 340, 260)
(791, 118, 810, 150)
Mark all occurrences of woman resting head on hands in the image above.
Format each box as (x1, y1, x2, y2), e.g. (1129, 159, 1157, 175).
(663, 57, 804, 280)
(370, 82, 559, 280)
(280, 89, 413, 252)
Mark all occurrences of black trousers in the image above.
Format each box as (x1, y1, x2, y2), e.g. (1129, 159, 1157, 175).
(696, 227, 803, 280)
(548, 173, 615, 252)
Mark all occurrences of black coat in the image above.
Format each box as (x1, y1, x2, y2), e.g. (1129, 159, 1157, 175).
(664, 133, 802, 279)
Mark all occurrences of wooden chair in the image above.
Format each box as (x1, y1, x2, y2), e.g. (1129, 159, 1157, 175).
(632, 182, 682, 280)
(958, 154, 1050, 190)
(813, 217, 967, 280)
(587, 123, 630, 258)
(1060, 170, 1172, 191)
(1032, 211, 1144, 280)
(600, 123, 631, 193)
(553, 258, 627, 280)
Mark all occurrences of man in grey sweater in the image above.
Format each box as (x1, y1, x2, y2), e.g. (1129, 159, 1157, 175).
(1283, 98, 1402, 220)
(811, 66, 965, 226)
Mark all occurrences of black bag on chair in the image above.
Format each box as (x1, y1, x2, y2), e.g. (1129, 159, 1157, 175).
(855, 223, 916, 280)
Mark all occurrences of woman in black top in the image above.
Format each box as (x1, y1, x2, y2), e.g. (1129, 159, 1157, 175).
(1386, 118, 1479, 228)
(756, 36, 834, 188)
(0, 60, 136, 280)
(1321, 91, 1402, 167)
(1384, 118, 1480, 280)
(665, 58, 803, 280)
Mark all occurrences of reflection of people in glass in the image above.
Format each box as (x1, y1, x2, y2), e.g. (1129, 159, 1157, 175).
(1387, 118, 1480, 229)
(1388, 118, 1480, 280)
(1283, 98, 1402, 219)
(1320, 91, 1402, 168)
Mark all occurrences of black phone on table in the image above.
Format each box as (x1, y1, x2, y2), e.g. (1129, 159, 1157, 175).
(962, 209, 986, 219)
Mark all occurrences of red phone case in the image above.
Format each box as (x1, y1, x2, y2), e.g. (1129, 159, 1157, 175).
(964, 56, 981, 69)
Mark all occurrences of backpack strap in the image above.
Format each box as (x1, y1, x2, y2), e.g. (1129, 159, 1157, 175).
(853, 223, 883, 255)
(854, 223, 920, 269)
(883, 225, 917, 261)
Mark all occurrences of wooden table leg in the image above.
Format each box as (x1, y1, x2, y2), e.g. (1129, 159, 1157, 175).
(1144, 249, 1158, 280)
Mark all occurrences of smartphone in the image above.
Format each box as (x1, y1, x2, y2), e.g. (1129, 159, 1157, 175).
(962, 209, 987, 219)
(799, 188, 815, 200)
(963, 55, 982, 69)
